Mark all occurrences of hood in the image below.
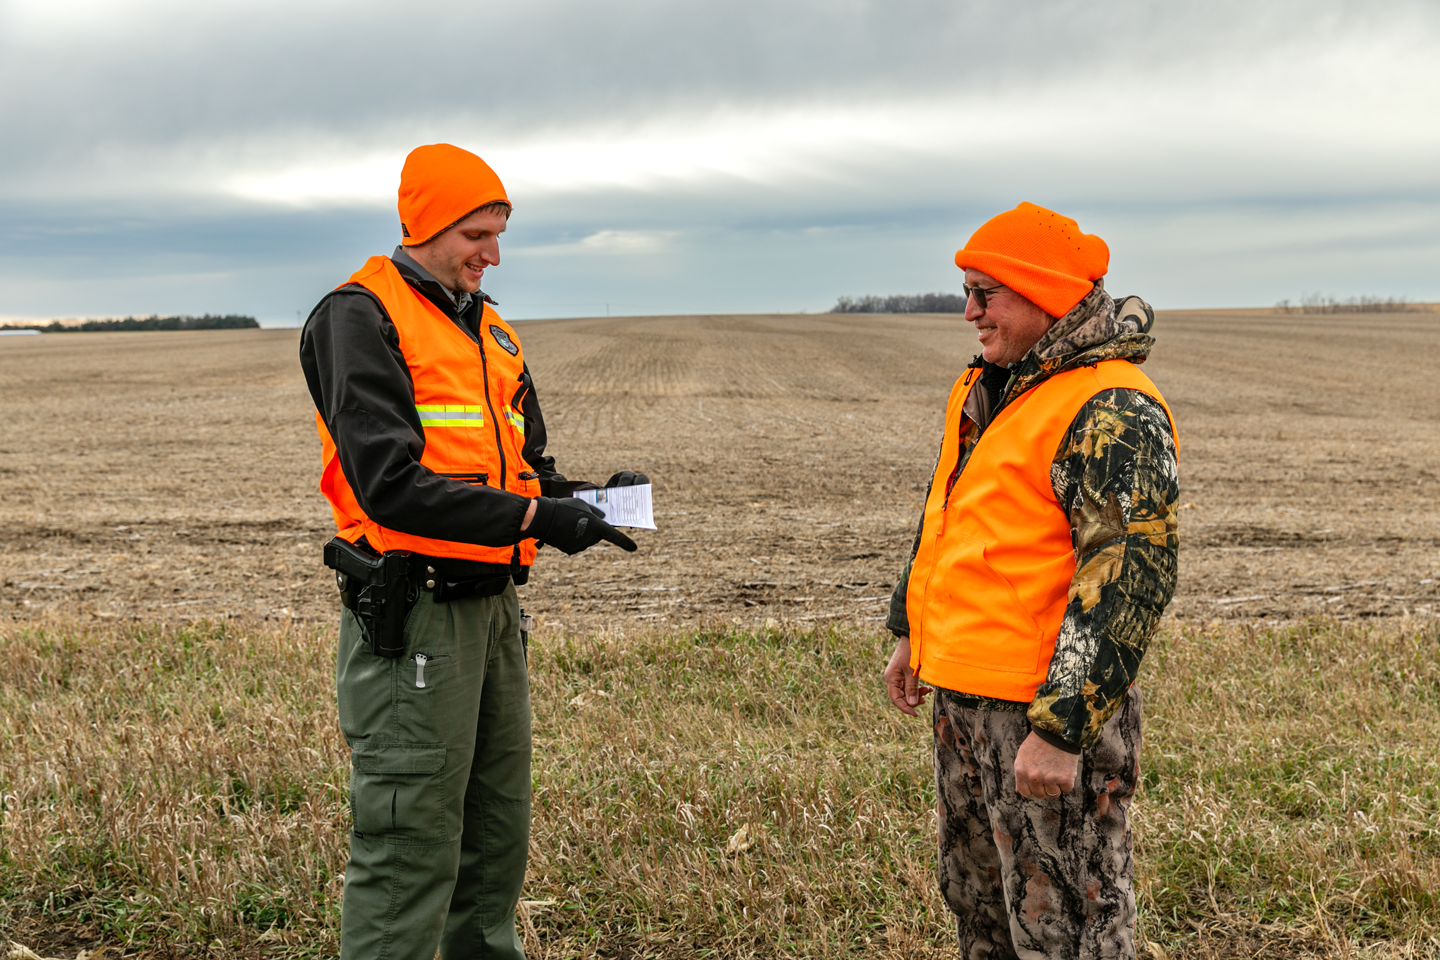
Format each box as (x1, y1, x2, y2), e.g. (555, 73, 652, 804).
(1006, 279, 1155, 400)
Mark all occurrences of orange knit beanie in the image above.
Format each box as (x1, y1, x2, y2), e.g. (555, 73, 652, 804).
(398, 144, 510, 246)
(954, 202, 1109, 318)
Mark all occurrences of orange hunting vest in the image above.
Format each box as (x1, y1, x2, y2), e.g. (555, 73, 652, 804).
(906, 359, 1174, 701)
(317, 256, 539, 565)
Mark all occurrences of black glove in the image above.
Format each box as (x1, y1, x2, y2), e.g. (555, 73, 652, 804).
(604, 471, 650, 487)
(528, 497, 637, 555)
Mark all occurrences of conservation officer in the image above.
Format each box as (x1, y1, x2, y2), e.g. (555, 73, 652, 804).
(883, 203, 1179, 959)
(300, 142, 645, 959)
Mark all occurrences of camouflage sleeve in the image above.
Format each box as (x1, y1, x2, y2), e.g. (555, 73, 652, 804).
(886, 555, 914, 636)
(1027, 388, 1179, 751)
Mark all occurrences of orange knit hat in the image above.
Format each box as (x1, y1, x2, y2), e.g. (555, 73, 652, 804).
(954, 202, 1109, 318)
(398, 143, 510, 246)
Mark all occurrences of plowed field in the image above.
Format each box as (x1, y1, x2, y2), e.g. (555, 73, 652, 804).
(3, 309, 1438, 634)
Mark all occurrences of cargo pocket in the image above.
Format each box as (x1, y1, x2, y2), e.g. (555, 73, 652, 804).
(349, 740, 448, 843)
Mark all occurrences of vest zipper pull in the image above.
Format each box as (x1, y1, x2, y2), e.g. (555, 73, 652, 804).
(413, 653, 429, 688)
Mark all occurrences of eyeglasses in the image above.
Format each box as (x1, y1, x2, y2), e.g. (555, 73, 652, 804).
(963, 282, 1006, 309)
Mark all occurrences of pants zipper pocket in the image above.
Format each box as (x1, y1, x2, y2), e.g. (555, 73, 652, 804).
(408, 652, 451, 688)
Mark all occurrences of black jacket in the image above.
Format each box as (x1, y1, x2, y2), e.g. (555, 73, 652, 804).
(299, 255, 568, 575)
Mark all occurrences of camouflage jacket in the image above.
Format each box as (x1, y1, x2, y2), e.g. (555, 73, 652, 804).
(887, 280, 1179, 751)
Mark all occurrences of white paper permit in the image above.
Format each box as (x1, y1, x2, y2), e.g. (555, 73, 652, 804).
(570, 483, 657, 530)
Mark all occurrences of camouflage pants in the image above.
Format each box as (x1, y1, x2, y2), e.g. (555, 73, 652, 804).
(933, 686, 1142, 960)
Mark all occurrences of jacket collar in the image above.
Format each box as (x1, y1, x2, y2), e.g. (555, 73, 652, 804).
(389, 246, 497, 321)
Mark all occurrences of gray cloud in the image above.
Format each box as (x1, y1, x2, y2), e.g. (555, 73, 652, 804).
(6, 0, 1435, 168)
(1, 0, 1437, 322)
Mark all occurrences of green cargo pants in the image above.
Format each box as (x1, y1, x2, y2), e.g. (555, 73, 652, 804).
(336, 580, 530, 960)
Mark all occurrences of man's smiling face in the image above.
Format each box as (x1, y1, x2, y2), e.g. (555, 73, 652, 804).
(409, 206, 508, 295)
(963, 268, 1055, 366)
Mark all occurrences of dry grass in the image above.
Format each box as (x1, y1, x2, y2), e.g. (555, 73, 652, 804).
(1136, 619, 1440, 958)
(4, 615, 1440, 958)
(0, 620, 346, 955)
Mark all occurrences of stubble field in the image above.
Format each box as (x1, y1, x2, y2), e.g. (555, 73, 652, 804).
(3, 309, 1440, 959)
(3, 308, 1438, 628)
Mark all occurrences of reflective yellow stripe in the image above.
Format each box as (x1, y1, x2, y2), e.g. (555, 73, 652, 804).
(503, 405, 525, 432)
(417, 404, 486, 428)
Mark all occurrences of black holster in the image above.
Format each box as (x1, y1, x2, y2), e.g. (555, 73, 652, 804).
(324, 537, 415, 658)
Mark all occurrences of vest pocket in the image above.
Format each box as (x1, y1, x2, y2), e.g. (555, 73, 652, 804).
(349, 740, 447, 842)
(923, 532, 1045, 676)
(440, 472, 489, 486)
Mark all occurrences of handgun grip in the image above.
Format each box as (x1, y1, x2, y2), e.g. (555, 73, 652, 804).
(323, 536, 386, 584)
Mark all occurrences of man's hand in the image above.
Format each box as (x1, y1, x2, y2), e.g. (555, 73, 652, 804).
(604, 471, 650, 487)
(883, 634, 933, 717)
(1013, 731, 1080, 799)
(529, 497, 637, 555)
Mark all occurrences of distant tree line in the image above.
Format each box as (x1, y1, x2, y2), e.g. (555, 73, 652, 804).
(8, 314, 259, 332)
(830, 293, 967, 314)
(1274, 295, 1420, 315)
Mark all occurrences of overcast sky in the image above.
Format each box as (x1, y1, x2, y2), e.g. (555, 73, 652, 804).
(2, 0, 1437, 324)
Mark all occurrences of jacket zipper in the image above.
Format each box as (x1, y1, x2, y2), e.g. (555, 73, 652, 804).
(942, 367, 982, 510)
(475, 322, 508, 489)
(940, 364, 1023, 510)
(920, 366, 986, 665)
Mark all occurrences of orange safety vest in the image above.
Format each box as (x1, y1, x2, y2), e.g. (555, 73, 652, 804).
(906, 359, 1175, 701)
(317, 255, 539, 565)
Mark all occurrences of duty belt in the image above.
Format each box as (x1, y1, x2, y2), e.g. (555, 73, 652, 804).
(325, 538, 514, 658)
(410, 557, 512, 603)
(327, 538, 513, 611)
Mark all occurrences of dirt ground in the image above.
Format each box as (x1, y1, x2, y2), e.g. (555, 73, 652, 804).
(2, 308, 1438, 634)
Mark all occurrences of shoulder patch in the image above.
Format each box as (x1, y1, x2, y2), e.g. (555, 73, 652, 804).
(489, 325, 519, 356)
